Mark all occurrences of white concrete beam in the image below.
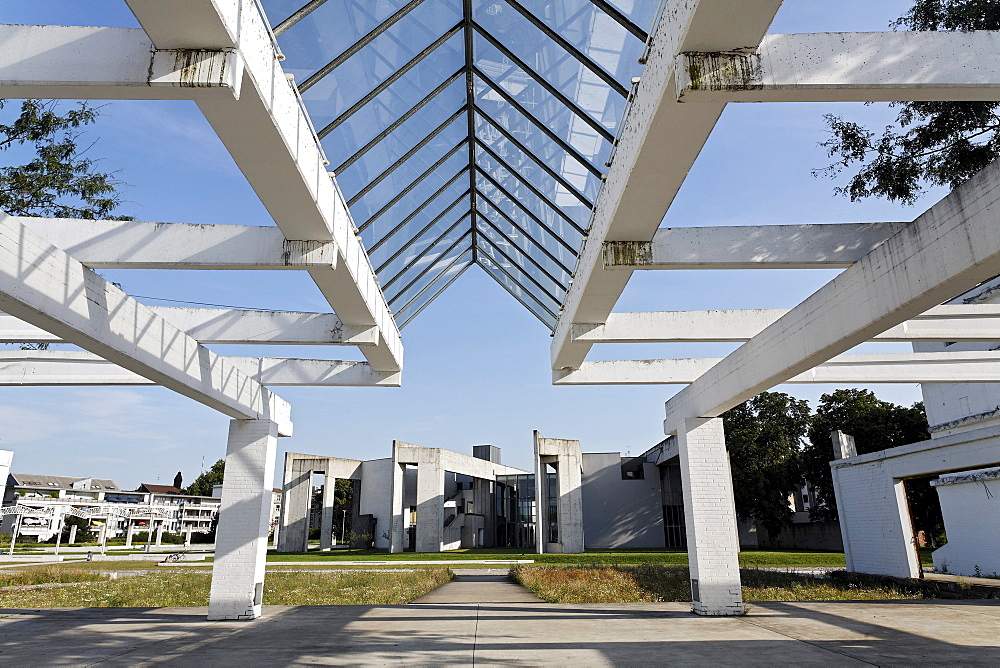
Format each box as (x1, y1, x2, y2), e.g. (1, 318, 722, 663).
(575, 305, 1000, 343)
(0, 308, 377, 346)
(677, 31, 1000, 104)
(662, 158, 1000, 435)
(604, 223, 908, 270)
(0, 215, 292, 434)
(554, 352, 1000, 385)
(0, 351, 400, 387)
(17, 218, 336, 270)
(123, 0, 402, 372)
(551, 0, 784, 371)
(0, 25, 241, 100)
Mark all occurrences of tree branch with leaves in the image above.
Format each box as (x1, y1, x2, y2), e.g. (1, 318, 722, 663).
(815, 0, 1000, 204)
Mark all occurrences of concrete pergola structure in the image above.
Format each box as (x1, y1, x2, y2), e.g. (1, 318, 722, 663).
(5, 0, 1000, 622)
(0, 0, 404, 621)
(550, 2, 1000, 616)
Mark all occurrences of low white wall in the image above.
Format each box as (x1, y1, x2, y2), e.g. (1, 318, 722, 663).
(931, 468, 1000, 577)
(831, 423, 1000, 578)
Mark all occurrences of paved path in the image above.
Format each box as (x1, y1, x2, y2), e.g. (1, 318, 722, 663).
(411, 570, 542, 604)
(1, 600, 998, 665)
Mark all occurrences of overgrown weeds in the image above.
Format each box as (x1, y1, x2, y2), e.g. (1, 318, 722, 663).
(511, 565, 924, 603)
(0, 569, 451, 608)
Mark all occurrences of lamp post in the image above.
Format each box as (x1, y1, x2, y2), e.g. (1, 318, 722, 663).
(340, 509, 347, 547)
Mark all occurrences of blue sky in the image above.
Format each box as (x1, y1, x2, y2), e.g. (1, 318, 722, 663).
(0, 0, 940, 487)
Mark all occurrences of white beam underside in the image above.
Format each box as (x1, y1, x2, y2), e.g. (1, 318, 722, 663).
(678, 31, 1000, 104)
(0, 351, 400, 387)
(662, 159, 1000, 435)
(0, 215, 292, 433)
(0, 25, 242, 99)
(551, 0, 785, 371)
(2, 11, 402, 371)
(17, 218, 337, 270)
(606, 223, 909, 270)
(555, 352, 1000, 385)
(0, 308, 377, 346)
(576, 305, 1000, 343)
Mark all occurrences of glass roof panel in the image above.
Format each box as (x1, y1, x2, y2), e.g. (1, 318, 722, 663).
(396, 254, 474, 327)
(475, 199, 572, 288)
(377, 208, 471, 289)
(478, 246, 559, 328)
(268, 0, 656, 328)
(388, 232, 473, 308)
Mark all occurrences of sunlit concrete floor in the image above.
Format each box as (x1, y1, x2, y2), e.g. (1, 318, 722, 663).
(1, 600, 998, 665)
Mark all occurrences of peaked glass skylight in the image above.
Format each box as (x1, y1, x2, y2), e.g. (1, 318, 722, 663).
(263, 0, 656, 328)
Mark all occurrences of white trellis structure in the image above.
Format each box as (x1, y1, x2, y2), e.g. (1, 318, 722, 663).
(2, 0, 1000, 620)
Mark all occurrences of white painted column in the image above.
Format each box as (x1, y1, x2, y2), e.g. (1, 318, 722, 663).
(677, 418, 744, 616)
(125, 522, 135, 548)
(68, 524, 78, 544)
(155, 524, 164, 546)
(320, 473, 335, 550)
(208, 419, 278, 621)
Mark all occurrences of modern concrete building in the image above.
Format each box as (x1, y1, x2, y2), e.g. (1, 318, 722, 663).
(3, 0, 1000, 619)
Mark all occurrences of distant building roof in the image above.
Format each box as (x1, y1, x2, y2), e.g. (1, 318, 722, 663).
(137, 484, 185, 495)
(9, 474, 120, 491)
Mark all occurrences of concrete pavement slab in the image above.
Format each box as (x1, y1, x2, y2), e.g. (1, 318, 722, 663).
(0, 599, 998, 665)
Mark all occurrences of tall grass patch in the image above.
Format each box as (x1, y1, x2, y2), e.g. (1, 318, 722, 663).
(512, 565, 922, 603)
(0, 569, 451, 608)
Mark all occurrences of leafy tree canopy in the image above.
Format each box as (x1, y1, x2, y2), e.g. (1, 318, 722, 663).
(815, 1, 1000, 204)
(186, 459, 225, 497)
(723, 392, 810, 542)
(0, 99, 130, 219)
(803, 389, 929, 520)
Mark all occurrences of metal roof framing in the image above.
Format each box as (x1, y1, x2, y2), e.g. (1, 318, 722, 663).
(359, 142, 468, 233)
(298, 0, 428, 92)
(273, 0, 650, 326)
(382, 213, 472, 294)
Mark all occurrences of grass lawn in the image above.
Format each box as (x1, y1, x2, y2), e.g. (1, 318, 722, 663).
(513, 565, 924, 603)
(0, 568, 451, 608)
(264, 547, 848, 567)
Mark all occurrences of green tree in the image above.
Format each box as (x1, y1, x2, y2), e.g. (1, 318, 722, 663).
(814, 1, 1000, 204)
(186, 459, 225, 497)
(1, 98, 130, 351)
(1, 99, 130, 219)
(804, 389, 930, 521)
(61, 516, 95, 544)
(723, 391, 810, 543)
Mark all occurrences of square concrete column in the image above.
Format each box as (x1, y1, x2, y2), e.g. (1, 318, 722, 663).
(208, 419, 278, 621)
(533, 433, 585, 554)
(155, 524, 164, 546)
(415, 450, 445, 553)
(68, 524, 78, 545)
(277, 454, 312, 553)
(125, 522, 134, 548)
(389, 460, 406, 553)
(677, 418, 744, 616)
(320, 473, 336, 550)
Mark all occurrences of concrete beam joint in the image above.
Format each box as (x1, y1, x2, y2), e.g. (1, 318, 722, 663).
(676, 50, 763, 98)
(603, 241, 653, 269)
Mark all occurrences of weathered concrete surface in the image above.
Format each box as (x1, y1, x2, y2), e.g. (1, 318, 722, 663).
(0, 600, 997, 665)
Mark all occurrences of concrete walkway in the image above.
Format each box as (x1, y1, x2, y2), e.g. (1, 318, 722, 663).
(412, 570, 542, 603)
(1, 600, 998, 665)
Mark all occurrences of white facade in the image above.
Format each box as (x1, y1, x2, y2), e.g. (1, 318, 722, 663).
(931, 467, 1000, 577)
(2, 470, 220, 541)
